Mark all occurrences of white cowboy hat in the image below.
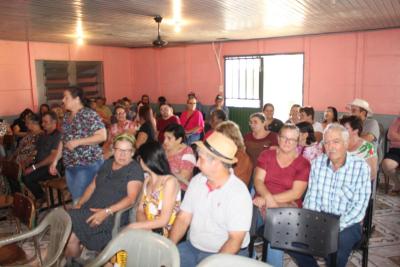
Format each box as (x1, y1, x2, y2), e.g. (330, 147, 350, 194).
(347, 98, 373, 115)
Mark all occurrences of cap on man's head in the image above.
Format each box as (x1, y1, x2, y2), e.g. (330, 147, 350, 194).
(347, 98, 373, 115)
(195, 132, 237, 164)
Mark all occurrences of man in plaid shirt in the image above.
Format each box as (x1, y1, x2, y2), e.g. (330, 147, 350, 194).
(290, 123, 371, 267)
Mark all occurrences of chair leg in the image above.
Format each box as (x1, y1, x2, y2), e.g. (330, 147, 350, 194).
(329, 252, 337, 267)
(262, 240, 268, 262)
(362, 246, 368, 267)
(248, 237, 254, 258)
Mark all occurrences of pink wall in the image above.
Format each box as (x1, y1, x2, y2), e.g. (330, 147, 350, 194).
(0, 28, 399, 116)
(0, 41, 133, 116)
(130, 28, 400, 115)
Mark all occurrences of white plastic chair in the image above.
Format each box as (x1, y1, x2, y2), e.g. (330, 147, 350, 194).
(85, 229, 180, 267)
(0, 208, 72, 267)
(197, 254, 272, 267)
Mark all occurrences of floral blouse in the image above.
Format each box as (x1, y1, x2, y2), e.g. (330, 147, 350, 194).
(297, 142, 323, 163)
(15, 133, 40, 168)
(62, 108, 105, 167)
(108, 120, 138, 143)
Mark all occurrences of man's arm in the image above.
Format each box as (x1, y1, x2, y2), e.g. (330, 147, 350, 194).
(342, 162, 371, 228)
(169, 210, 192, 244)
(219, 231, 246, 254)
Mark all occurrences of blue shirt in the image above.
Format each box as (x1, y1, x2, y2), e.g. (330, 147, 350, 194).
(303, 152, 371, 230)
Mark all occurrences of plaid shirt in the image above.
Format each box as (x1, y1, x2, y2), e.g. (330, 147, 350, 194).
(303, 152, 371, 230)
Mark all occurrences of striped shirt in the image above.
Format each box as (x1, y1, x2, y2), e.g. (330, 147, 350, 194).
(303, 152, 371, 230)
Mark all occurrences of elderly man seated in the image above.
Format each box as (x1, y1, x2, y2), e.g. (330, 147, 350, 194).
(169, 132, 252, 267)
(290, 123, 371, 267)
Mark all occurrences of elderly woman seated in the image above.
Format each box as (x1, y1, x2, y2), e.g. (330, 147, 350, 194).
(127, 141, 181, 237)
(65, 133, 144, 258)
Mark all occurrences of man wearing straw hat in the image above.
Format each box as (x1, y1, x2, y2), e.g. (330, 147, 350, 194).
(169, 132, 253, 267)
(348, 98, 380, 149)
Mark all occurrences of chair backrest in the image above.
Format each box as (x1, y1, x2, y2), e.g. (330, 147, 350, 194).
(38, 208, 72, 267)
(86, 229, 180, 267)
(197, 254, 272, 267)
(1, 160, 20, 182)
(12, 192, 36, 230)
(264, 208, 340, 258)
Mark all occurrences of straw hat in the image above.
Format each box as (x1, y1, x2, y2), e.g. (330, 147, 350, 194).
(347, 98, 373, 115)
(195, 132, 238, 164)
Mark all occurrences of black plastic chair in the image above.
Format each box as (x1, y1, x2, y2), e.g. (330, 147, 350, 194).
(353, 197, 374, 267)
(263, 207, 340, 267)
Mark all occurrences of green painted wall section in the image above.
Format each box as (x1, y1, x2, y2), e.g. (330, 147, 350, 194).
(228, 107, 260, 135)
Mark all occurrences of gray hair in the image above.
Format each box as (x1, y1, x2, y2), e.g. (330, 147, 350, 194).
(323, 123, 349, 144)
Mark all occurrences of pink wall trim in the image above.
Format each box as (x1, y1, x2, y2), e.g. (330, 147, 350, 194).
(0, 28, 399, 116)
(130, 28, 400, 114)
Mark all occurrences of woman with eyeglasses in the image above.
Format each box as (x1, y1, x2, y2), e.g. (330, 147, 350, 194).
(103, 105, 138, 159)
(128, 142, 181, 237)
(180, 96, 204, 145)
(253, 123, 311, 267)
(244, 112, 278, 166)
(65, 133, 144, 258)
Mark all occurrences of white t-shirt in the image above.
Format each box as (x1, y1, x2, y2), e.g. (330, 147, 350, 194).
(181, 172, 253, 253)
(313, 121, 323, 133)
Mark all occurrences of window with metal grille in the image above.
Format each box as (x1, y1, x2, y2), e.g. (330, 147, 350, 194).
(38, 60, 104, 102)
(224, 54, 303, 121)
(225, 56, 262, 108)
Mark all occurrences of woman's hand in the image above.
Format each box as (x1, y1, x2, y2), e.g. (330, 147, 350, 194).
(65, 139, 80, 151)
(86, 208, 109, 227)
(252, 196, 266, 208)
(265, 194, 279, 208)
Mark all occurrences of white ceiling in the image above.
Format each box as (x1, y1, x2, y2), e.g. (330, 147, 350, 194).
(0, 0, 399, 47)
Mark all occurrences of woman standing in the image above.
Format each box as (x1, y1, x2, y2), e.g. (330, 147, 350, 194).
(128, 142, 181, 237)
(50, 87, 106, 203)
(180, 97, 204, 145)
(65, 133, 144, 256)
(253, 123, 311, 267)
(163, 123, 196, 190)
(244, 112, 278, 166)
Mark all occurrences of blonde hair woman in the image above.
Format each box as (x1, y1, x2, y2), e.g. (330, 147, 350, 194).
(215, 121, 253, 186)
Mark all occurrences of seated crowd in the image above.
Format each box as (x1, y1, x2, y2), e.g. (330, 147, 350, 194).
(1, 87, 399, 267)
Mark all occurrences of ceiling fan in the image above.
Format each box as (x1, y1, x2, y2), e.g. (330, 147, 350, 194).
(152, 15, 168, 48)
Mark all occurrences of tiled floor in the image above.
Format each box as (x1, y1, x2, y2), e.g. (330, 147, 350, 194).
(1, 181, 399, 266)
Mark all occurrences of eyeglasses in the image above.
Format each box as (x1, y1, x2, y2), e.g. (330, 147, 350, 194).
(279, 135, 298, 144)
(188, 102, 197, 105)
(114, 147, 133, 154)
